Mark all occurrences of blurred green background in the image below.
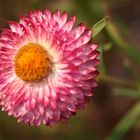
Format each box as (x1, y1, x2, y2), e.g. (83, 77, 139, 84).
(0, 0, 140, 140)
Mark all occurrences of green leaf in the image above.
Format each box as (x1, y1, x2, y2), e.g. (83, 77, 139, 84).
(106, 102, 140, 140)
(92, 16, 109, 38)
(106, 21, 140, 65)
(112, 88, 140, 98)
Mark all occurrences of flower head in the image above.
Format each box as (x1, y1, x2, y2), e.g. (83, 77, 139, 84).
(0, 9, 99, 126)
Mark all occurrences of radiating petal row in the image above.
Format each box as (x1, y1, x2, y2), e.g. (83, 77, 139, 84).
(0, 9, 99, 126)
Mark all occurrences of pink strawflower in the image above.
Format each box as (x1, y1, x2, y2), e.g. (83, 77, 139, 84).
(0, 9, 99, 126)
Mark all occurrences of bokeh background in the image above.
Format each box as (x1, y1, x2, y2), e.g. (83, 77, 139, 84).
(0, 0, 140, 140)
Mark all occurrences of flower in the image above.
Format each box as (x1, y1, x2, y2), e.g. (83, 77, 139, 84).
(0, 9, 99, 126)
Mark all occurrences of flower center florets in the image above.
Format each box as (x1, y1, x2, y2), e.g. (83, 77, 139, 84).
(14, 43, 51, 81)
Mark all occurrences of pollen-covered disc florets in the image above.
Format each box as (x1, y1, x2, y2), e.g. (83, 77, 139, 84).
(0, 9, 100, 126)
(14, 43, 51, 81)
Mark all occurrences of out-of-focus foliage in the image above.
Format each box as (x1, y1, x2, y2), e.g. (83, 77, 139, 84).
(0, 0, 140, 140)
(106, 102, 140, 140)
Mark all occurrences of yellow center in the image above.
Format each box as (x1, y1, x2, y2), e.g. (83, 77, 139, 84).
(14, 43, 51, 81)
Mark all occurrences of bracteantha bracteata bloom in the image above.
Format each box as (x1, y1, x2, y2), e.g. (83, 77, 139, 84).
(0, 9, 99, 126)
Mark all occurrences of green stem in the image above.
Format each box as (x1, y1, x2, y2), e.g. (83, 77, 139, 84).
(98, 74, 138, 89)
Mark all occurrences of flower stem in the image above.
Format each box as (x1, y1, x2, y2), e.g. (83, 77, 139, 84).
(98, 74, 138, 89)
